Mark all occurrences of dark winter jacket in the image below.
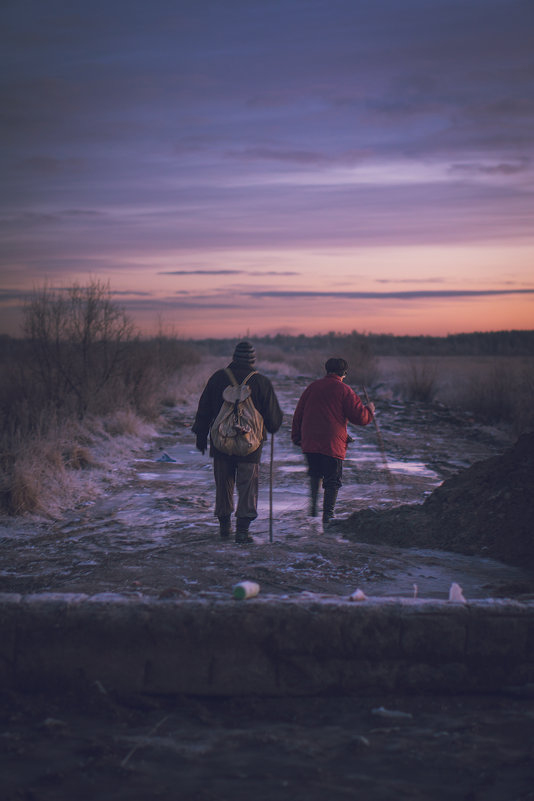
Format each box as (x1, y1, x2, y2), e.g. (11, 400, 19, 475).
(291, 374, 372, 460)
(192, 362, 283, 462)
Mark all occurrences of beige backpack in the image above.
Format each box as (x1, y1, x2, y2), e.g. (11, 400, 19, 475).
(210, 368, 264, 456)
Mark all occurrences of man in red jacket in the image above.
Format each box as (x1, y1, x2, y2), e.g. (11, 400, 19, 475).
(291, 357, 375, 529)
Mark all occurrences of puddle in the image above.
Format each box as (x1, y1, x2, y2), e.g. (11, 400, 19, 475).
(345, 454, 438, 479)
(379, 458, 439, 479)
(137, 470, 191, 481)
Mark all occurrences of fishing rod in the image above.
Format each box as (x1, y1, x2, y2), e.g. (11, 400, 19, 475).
(362, 385, 398, 502)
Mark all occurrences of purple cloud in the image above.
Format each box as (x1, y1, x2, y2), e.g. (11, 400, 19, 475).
(1, 0, 533, 336)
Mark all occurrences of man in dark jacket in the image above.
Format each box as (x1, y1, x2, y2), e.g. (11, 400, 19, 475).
(192, 341, 283, 544)
(291, 357, 375, 530)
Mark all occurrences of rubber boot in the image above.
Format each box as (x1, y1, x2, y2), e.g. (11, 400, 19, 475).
(322, 487, 339, 531)
(309, 476, 321, 517)
(235, 518, 253, 544)
(218, 515, 231, 540)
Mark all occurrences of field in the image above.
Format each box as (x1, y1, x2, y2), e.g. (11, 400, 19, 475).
(1, 293, 533, 800)
(1, 361, 532, 599)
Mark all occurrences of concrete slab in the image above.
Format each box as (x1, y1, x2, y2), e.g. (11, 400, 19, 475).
(1, 593, 534, 696)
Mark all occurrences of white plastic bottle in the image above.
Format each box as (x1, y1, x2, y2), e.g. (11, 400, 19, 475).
(233, 581, 260, 600)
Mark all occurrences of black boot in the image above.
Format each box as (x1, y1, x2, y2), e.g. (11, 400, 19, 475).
(235, 518, 253, 544)
(218, 515, 231, 539)
(309, 476, 321, 517)
(322, 487, 339, 531)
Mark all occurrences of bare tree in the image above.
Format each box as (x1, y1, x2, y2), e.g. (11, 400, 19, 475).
(23, 281, 135, 418)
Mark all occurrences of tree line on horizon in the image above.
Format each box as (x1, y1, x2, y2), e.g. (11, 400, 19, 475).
(190, 329, 534, 358)
(2, 327, 533, 359)
(0, 278, 532, 361)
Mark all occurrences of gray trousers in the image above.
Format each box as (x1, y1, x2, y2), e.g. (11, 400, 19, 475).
(213, 456, 259, 521)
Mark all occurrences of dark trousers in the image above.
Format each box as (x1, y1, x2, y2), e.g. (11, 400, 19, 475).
(213, 455, 259, 520)
(304, 453, 343, 489)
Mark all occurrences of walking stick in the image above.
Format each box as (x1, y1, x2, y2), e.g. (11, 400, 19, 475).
(362, 385, 398, 502)
(269, 433, 274, 543)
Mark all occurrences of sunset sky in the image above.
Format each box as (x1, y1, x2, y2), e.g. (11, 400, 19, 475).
(2, 0, 533, 338)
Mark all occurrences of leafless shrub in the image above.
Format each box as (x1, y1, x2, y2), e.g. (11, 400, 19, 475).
(63, 444, 95, 470)
(400, 358, 439, 402)
(164, 358, 222, 411)
(264, 349, 327, 378)
(23, 280, 135, 419)
(0, 410, 157, 516)
(104, 409, 149, 438)
(117, 336, 201, 419)
(463, 362, 513, 421)
(256, 336, 379, 385)
(341, 334, 380, 387)
(453, 358, 534, 433)
(0, 436, 71, 516)
(0, 282, 202, 515)
(8, 458, 43, 515)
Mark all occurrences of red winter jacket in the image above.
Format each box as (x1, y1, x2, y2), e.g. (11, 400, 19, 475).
(291, 374, 373, 460)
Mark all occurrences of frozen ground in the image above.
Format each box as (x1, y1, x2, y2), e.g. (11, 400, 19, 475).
(2, 687, 534, 801)
(0, 375, 531, 602)
(1, 373, 534, 801)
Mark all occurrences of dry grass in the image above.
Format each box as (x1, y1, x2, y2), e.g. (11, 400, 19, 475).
(445, 357, 534, 434)
(0, 412, 158, 517)
(2, 339, 531, 518)
(399, 359, 439, 402)
(103, 409, 150, 438)
(258, 343, 378, 385)
(377, 355, 534, 434)
(0, 333, 198, 516)
(163, 357, 225, 412)
(1, 431, 90, 516)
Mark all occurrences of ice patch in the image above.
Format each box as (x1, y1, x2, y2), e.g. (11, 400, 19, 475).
(345, 454, 438, 480)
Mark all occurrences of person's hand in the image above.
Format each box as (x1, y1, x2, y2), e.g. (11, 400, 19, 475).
(196, 434, 207, 454)
(366, 402, 375, 416)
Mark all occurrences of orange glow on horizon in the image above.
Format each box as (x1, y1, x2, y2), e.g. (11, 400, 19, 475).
(129, 293, 534, 339)
(1, 243, 533, 340)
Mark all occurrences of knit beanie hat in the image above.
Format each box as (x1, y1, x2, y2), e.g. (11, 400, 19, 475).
(325, 357, 348, 376)
(233, 341, 257, 366)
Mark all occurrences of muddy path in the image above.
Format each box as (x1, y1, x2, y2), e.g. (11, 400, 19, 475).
(2, 374, 531, 602)
(2, 685, 534, 801)
(2, 374, 534, 801)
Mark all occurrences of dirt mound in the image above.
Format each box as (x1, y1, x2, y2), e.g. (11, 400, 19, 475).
(341, 432, 534, 568)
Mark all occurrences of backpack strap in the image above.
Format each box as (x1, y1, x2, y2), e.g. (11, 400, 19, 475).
(241, 370, 258, 386)
(224, 367, 238, 386)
